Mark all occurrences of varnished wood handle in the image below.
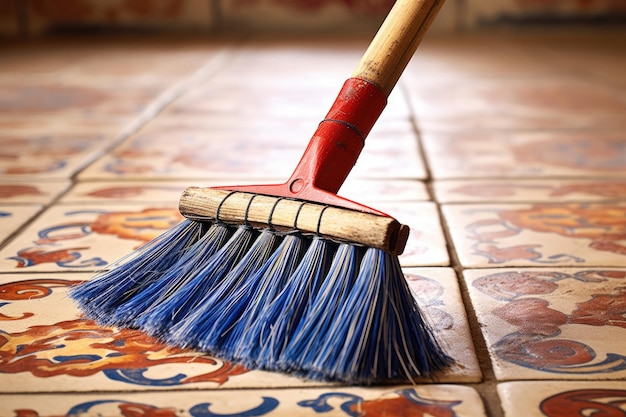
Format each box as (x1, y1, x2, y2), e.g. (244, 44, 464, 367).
(353, 0, 445, 96)
(180, 187, 409, 255)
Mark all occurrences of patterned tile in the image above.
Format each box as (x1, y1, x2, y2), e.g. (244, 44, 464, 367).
(409, 79, 626, 131)
(0, 205, 43, 246)
(443, 203, 626, 268)
(79, 120, 424, 181)
(0, 181, 69, 204)
(404, 267, 482, 382)
(62, 179, 429, 205)
(0, 267, 475, 392)
(463, 268, 626, 381)
(0, 204, 182, 272)
(61, 181, 194, 204)
(421, 131, 626, 179)
(0, 384, 486, 415)
(0, 273, 306, 392)
(0, 199, 446, 273)
(0, 80, 161, 117)
(498, 381, 626, 417)
(382, 202, 449, 267)
(0, 132, 113, 179)
(433, 178, 626, 203)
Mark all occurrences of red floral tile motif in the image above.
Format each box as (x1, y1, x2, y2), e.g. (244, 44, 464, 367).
(498, 381, 626, 417)
(465, 269, 626, 380)
(540, 388, 626, 416)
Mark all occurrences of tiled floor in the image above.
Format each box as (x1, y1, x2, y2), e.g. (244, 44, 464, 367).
(0, 29, 625, 416)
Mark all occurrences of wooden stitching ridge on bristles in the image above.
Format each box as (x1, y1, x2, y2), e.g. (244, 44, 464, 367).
(179, 187, 409, 255)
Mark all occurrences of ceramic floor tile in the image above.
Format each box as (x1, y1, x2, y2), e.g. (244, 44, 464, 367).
(0, 181, 70, 204)
(78, 129, 311, 181)
(0, 132, 114, 179)
(0, 385, 486, 416)
(0, 205, 43, 246)
(498, 381, 626, 417)
(0, 204, 183, 272)
(404, 267, 482, 382)
(0, 80, 162, 118)
(433, 179, 626, 203)
(0, 200, 445, 273)
(421, 131, 626, 179)
(0, 268, 475, 392)
(0, 273, 309, 392)
(79, 127, 425, 181)
(443, 203, 626, 268)
(409, 78, 626, 115)
(416, 111, 626, 132)
(61, 181, 195, 204)
(63, 179, 429, 205)
(408, 78, 626, 131)
(463, 268, 626, 381)
(381, 202, 450, 267)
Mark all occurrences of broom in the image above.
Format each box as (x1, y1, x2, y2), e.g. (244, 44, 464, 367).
(71, 0, 452, 385)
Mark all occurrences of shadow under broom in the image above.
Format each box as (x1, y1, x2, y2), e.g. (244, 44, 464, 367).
(70, 0, 453, 385)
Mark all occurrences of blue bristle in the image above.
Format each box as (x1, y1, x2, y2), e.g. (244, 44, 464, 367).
(193, 234, 306, 356)
(167, 229, 280, 349)
(69, 219, 205, 323)
(279, 245, 452, 384)
(135, 225, 258, 337)
(108, 223, 233, 326)
(277, 243, 362, 375)
(70, 218, 453, 384)
(233, 237, 335, 368)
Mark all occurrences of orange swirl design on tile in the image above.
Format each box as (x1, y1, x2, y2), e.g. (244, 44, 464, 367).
(0, 319, 248, 385)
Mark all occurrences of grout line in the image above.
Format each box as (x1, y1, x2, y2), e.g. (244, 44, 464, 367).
(0, 46, 240, 253)
(399, 80, 506, 417)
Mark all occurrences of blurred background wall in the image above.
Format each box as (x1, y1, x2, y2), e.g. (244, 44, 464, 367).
(0, 0, 624, 37)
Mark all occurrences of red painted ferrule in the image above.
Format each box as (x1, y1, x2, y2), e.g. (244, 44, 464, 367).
(288, 77, 388, 194)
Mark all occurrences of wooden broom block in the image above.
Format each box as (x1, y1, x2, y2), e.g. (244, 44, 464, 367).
(179, 187, 409, 255)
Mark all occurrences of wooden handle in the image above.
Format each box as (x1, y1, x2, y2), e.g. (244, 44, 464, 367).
(353, 0, 445, 96)
(180, 187, 409, 255)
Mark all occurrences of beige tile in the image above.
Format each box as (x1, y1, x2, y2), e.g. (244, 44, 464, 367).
(0, 204, 182, 272)
(405, 267, 482, 382)
(0, 80, 160, 117)
(0, 205, 43, 245)
(443, 203, 626, 268)
(0, 273, 310, 392)
(80, 124, 424, 181)
(63, 179, 429, 205)
(408, 78, 626, 131)
(498, 380, 626, 417)
(0, 131, 114, 179)
(78, 128, 310, 181)
(61, 181, 194, 204)
(464, 268, 626, 381)
(381, 202, 450, 267)
(0, 384, 486, 415)
(433, 178, 626, 203)
(422, 131, 626, 179)
(0, 269, 476, 392)
(0, 181, 70, 204)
